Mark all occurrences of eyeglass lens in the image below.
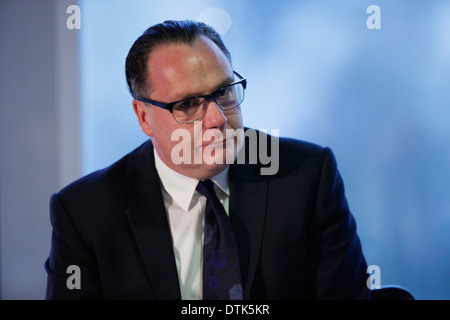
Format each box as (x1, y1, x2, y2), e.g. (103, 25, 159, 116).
(172, 83, 244, 123)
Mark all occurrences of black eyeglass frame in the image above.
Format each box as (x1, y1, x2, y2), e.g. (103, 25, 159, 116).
(136, 71, 247, 118)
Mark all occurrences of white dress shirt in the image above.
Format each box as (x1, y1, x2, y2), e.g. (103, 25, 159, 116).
(153, 150, 230, 300)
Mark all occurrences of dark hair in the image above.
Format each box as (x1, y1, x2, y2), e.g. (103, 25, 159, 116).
(125, 20, 232, 99)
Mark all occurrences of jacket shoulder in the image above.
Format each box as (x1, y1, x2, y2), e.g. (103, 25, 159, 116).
(278, 136, 325, 157)
(247, 127, 325, 157)
(56, 140, 152, 200)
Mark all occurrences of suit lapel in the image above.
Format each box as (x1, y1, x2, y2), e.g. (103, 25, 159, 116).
(229, 133, 269, 299)
(125, 140, 181, 299)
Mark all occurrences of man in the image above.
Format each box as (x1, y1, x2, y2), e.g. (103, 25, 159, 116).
(45, 20, 370, 300)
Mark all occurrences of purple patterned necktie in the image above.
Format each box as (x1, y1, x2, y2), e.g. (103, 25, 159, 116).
(196, 179, 244, 300)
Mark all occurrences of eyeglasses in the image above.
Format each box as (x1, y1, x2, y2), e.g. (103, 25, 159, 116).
(137, 71, 247, 124)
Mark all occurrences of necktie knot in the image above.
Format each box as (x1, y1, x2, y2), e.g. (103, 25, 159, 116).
(196, 179, 217, 201)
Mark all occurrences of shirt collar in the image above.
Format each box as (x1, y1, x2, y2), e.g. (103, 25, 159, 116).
(153, 149, 229, 212)
(210, 166, 229, 203)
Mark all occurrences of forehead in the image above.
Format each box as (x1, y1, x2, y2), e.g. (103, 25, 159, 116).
(146, 36, 233, 100)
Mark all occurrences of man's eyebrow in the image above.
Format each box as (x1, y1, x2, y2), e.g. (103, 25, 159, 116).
(175, 75, 235, 101)
(216, 76, 235, 89)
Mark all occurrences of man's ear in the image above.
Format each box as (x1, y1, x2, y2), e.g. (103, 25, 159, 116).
(132, 99, 153, 137)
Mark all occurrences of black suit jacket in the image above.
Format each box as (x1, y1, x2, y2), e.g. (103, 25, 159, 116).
(45, 130, 370, 299)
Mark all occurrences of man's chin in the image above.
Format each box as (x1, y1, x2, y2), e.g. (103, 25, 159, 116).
(200, 163, 229, 180)
(185, 161, 230, 180)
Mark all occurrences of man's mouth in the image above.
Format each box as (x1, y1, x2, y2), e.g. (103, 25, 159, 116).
(202, 137, 232, 147)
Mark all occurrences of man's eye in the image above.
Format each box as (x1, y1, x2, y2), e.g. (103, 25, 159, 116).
(216, 88, 231, 98)
(175, 100, 193, 110)
(174, 98, 202, 111)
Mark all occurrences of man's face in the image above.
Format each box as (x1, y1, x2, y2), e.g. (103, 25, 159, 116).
(133, 35, 244, 180)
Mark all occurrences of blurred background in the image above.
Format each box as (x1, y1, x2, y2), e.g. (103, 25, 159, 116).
(1, 0, 449, 299)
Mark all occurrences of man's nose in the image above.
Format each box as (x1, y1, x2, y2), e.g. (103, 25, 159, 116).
(202, 99, 227, 128)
